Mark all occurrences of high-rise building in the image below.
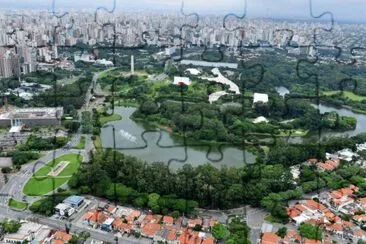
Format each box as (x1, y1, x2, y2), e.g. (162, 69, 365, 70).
(131, 55, 134, 74)
(0, 50, 20, 78)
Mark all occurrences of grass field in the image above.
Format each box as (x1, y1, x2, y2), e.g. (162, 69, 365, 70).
(23, 154, 81, 196)
(75, 136, 86, 149)
(100, 113, 122, 125)
(278, 129, 309, 137)
(323, 91, 366, 101)
(8, 198, 27, 210)
(93, 135, 102, 151)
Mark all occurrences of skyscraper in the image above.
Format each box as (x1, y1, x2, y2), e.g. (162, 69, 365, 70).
(131, 55, 134, 74)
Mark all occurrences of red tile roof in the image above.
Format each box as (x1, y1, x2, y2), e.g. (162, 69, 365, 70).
(53, 231, 72, 242)
(202, 237, 215, 244)
(188, 218, 202, 227)
(141, 223, 161, 237)
(163, 216, 174, 225)
(305, 199, 326, 211)
(261, 232, 281, 244)
(167, 230, 177, 241)
(113, 217, 123, 228)
(303, 239, 321, 244)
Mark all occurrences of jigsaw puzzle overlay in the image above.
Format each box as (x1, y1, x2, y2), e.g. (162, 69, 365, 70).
(0, 0, 366, 243)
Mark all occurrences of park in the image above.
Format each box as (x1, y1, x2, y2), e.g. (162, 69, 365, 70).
(23, 154, 82, 196)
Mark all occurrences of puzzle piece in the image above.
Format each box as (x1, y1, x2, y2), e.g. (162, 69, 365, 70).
(1, 1, 366, 244)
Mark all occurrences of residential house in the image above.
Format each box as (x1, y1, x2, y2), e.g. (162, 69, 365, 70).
(353, 215, 366, 226)
(188, 218, 202, 228)
(50, 230, 72, 243)
(141, 223, 161, 238)
(163, 216, 174, 226)
(101, 218, 114, 232)
(63, 195, 84, 208)
(261, 232, 281, 244)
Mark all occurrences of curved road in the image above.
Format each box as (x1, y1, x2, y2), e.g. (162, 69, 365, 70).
(0, 134, 90, 206)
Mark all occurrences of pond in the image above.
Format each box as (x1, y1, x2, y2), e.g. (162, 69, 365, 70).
(100, 107, 256, 170)
(275, 87, 366, 142)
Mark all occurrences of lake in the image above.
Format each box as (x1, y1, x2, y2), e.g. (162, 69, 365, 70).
(100, 107, 256, 169)
(275, 86, 366, 142)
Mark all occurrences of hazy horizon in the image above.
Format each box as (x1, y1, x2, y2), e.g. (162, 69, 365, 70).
(1, 0, 365, 23)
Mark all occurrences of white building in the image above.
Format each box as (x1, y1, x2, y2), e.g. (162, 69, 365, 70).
(165, 47, 176, 56)
(252, 116, 269, 124)
(3, 222, 51, 243)
(173, 76, 191, 86)
(54, 203, 75, 217)
(253, 93, 269, 104)
(95, 59, 114, 67)
(185, 68, 201, 76)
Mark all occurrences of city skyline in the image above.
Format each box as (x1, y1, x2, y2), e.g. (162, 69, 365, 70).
(1, 0, 366, 23)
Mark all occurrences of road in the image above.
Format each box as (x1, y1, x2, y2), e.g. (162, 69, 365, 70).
(0, 68, 114, 206)
(0, 205, 152, 244)
(0, 141, 86, 206)
(246, 207, 269, 244)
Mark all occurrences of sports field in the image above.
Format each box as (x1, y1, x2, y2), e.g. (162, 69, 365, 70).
(23, 154, 81, 196)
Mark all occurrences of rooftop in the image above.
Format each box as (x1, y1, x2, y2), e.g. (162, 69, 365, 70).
(0, 107, 63, 120)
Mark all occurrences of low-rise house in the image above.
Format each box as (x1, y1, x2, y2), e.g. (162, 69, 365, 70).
(101, 217, 114, 232)
(106, 205, 116, 215)
(3, 222, 51, 243)
(339, 201, 361, 215)
(153, 229, 171, 243)
(141, 223, 161, 238)
(283, 229, 302, 244)
(201, 237, 215, 244)
(163, 216, 174, 226)
(353, 215, 366, 226)
(83, 210, 108, 227)
(54, 203, 75, 217)
(303, 239, 321, 244)
(63, 195, 84, 208)
(357, 197, 366, 211)
(48, 230, 72, 243)
(115, 206, 133, 218)
(188, 218, 202, 228)
(127, 210, 141, 224)
(326, 223, 343, 237)
(135, 213, 146, 226)
(119, 223, 133, 234)
(352, 229, 366, 243)
(112, 217, 123, 231)
(337, 149, 358, 162)
(261, 232, 281, 244)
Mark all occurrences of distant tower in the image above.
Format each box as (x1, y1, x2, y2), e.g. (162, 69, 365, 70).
(131, 55, 134, 74)
(53, 44, 58, 59)
(4, 96, 8, 112)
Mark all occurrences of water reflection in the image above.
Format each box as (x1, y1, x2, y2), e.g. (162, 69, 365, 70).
(100, 107, 256, 169)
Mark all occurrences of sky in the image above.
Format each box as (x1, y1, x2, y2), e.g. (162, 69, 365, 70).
(1, 0, 365, 23)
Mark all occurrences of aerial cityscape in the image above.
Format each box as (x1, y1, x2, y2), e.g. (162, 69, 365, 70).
(1, 0, 366, 244)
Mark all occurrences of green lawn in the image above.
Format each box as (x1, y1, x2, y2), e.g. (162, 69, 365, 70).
(23, 154, 81, 196)
(278, 129, 309, 137)
(93, 135, 103, 151)
(100, 114, 122, 125)
(75, 136, 86, 149)
(8, 198, 27, 210)
(323, 91, 366, 101)
(264, 215, 284, 223)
